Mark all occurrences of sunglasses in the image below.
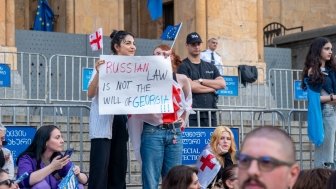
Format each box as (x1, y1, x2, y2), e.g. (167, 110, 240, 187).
(0, 179, 13, 187)
(237, 153, 294, 172)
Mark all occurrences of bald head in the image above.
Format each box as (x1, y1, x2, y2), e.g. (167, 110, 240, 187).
(241, 126, 296, 162)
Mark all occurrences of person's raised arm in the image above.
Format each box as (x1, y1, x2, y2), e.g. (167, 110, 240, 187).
(88, 60, 105, 98)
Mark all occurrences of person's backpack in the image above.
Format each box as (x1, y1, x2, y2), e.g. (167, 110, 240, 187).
(238, 65, 258, 87)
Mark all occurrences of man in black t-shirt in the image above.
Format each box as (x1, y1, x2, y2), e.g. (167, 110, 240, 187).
(177, 32, 226, 127)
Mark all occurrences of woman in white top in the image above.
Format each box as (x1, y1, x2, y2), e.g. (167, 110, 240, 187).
(87, 30, 136, 189)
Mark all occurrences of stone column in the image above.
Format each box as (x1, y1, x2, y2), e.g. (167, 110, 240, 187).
(257, 0, 264, 62)
(0, 0, 6, 46)
(195, 0, 206, 45)
(66, 0, 75, 33)
(6, 0, 15, 46)
(117, 0, 124, 30)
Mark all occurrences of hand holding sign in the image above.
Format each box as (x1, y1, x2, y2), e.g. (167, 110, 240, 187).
(95, 60, 105, 73)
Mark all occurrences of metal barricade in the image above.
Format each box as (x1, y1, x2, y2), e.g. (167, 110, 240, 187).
(192, 108, 286, 142)
(0, 104, 138, 185)
(287, 109, 312, 169)
(268, 68, 307, 110)
(49, 54, 99, 103)
(216, 65, 268, 109)
(0, 104, 90, 172)
(0, 52, 48, 103)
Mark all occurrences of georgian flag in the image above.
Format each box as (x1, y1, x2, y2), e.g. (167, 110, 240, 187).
(196, 146, 221, 189)
(89, 28, 103, 51)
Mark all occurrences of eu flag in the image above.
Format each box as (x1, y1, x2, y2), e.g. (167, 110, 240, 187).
(33, 0, 54, 31)
(147, 0, 162, 21)
(161, 23, 182, 40)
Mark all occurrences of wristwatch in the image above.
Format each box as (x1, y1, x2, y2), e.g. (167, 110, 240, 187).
(198, 78, 203, 85)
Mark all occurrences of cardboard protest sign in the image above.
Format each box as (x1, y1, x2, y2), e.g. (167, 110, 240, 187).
(98, 55, 173, 115)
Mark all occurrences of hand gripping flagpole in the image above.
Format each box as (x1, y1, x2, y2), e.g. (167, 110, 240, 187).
(101, 28, 104, 55)
(170, 22, 183, 50)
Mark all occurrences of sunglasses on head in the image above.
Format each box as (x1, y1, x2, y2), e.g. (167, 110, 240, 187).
(0, 179, 13, 187)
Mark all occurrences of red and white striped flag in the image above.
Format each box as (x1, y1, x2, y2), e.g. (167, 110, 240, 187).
(196, 146, 221, 189)
(89, 28, 103, 51)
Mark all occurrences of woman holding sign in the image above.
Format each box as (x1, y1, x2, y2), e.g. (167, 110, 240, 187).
(87, 30, 135, 189)
(16, 125, 88, 189)
(196, 126, 236, 189)
(127, 44, 192, 189)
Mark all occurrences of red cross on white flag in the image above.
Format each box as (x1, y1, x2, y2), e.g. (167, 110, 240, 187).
(89, 28, 103, 51)
(196, 146, 221, 189)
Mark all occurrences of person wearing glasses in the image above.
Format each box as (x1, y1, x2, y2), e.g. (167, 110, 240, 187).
(0, 169, 18, 189)
(196, 126, 236, 188)
(177, 32, 225, 127)
(200, 38, 224, 75)
(221, 164, 238, 189)
(237, 126, 300, 189)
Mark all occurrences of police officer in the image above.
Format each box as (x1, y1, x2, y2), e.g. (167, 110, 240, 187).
(200, 38, 224, 75)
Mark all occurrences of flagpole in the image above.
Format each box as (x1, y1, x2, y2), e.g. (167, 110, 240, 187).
(101, 28, 104, 55)
(170, 22, 183, 50)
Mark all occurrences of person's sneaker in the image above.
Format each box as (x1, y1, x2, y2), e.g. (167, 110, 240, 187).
(323, 162, 335, 169)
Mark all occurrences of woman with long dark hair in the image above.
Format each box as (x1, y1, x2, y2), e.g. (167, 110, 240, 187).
(87, 30, 135, 189)
(162, 165, 200, 189)
(301, 37, 336, 168)
(16, 125, 87, 189)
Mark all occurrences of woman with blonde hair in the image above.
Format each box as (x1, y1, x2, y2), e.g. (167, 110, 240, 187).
(196, 126, 237, 189)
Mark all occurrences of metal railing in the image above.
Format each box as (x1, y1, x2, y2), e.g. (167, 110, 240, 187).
(48, 54, 98, 103)
(0, 104, 90, 170)
(193, 108, 286, 142)
(0, 103, 312, 184)
(0, 52, 48, 103)
(263, 22, 303, 46)
(217, 65, 268, 109)
(287, 109, 312, 169)
(268, 68, 307, 110)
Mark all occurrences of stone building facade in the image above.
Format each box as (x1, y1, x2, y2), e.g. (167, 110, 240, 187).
(264, 0, 336, 31)
(2, 0, 336, 70)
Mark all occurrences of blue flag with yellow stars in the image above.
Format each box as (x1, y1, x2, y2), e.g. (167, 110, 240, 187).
(161, 23, 182, 40)
(33, 0, 54, 31)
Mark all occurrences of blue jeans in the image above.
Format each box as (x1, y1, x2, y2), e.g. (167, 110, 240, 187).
(140, 122, 183, 189)
(314, 104, 336, 168)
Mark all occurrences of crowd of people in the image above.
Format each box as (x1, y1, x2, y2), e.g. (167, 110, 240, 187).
(0, 30, 333, 189)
